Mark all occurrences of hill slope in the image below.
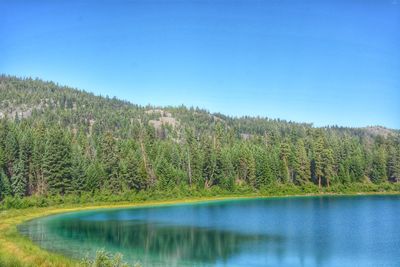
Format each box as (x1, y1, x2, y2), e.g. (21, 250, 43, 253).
(0, 75, 399, 201)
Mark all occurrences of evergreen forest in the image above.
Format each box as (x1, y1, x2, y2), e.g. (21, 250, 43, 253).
(1, 75, 399, 208)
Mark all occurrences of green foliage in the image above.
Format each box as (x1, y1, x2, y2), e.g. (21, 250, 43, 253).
(0, 170, 12, 198)
(322, 148, 334, 187)
(0, 75, 399, 205)
(81, 250, 137, 267)
(387, 144, 400, 182)
(11, 158, 27, 197)
(370, 147, 387, 183)
(43, 128, 73, 195)
(312, 133, 325, 188)
(293, 139, 310, 185)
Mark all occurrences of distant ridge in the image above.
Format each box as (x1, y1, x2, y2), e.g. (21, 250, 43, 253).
(0, 75, 398, 133)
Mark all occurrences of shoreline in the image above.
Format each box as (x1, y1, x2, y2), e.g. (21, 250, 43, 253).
(1, 191, 399, 267)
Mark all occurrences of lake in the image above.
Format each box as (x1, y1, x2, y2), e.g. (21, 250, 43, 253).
(18, 195, 400, 267)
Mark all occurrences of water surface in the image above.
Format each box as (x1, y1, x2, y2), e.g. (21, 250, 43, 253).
(19, 195, 400, 266)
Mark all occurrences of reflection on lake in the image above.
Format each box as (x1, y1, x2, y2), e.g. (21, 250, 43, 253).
(19, 196, 400, 266)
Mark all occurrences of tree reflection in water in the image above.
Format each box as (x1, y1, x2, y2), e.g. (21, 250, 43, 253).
(21, 218, 283, 266)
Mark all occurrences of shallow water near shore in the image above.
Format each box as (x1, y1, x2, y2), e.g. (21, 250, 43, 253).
(18, 195, 400, 267)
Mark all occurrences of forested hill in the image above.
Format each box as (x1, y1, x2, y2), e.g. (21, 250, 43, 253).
(0, 75, 399, 201)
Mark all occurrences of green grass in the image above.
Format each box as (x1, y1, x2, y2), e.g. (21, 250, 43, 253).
(1, 184, 399, 267)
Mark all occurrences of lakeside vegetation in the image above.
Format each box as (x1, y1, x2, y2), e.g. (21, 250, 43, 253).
(1, 192, 400, 267)
(1, 181, 400, 210)
(0, 75, 399, 265)
(1, 76, 399, 208)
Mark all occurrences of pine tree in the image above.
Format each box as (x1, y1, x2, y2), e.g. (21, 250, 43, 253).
(234, 144, 256, 186)
(31, 123, 46, 195)
(0, 146, 5, 173)
(254, 148, 272, 187)
(337, 162, 351, 184)
(0, 170, 12, 199)
(11, 158, 27, 197)
(279, 141, 291, 183)
(184, 128, 203, 187)
(70, 146, 87, 194)
(293, 139, 311, 185)
(349, 147, 365, 182)
(219, 148, 235, 190)
(9, 132, 30, 198)
(387, 144, 400, 182)
(100, 133, 122, 192)
(19, 133, 31, 194)
(322, 148, 334, 187)
(4, 130, 18, 178)
(184, 127, 194, 186)
(120, 150, 147, 191)
(43, 128, 72, 195)
(313, 134, 325, 189)
(336, 139, 351, 184)
(85, 161, 106, 193)
(155, 145, 179, 189)
(202, 139, 217, 188)
(370, 146, 387, 184)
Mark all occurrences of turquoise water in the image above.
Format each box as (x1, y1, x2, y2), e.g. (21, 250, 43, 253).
(18, 196, 400, 267)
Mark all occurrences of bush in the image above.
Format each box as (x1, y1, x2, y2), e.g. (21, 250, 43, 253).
(1, 182, 399, 210)
(81, 249, 140, 267)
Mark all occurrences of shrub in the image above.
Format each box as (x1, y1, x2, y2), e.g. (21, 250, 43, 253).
(81, 249, 139, 267)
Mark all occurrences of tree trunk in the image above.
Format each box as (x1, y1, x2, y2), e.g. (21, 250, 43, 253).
(318, 176, 321, 189)
(138, 122, 156, 186)
(187, 149, 192, 186)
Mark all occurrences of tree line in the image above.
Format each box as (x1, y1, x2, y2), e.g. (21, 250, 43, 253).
(0, 76, 399, 201)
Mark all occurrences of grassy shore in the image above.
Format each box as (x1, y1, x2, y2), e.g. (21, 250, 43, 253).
(1, 190, 399, 267)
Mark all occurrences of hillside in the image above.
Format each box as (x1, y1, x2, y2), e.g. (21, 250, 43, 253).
(0, 75, 399, 201)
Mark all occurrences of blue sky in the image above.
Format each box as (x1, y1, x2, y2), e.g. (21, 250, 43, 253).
(1, 0, 399, 128)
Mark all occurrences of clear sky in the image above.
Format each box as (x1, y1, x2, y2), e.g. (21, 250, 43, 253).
(1, 0, 399, 128)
